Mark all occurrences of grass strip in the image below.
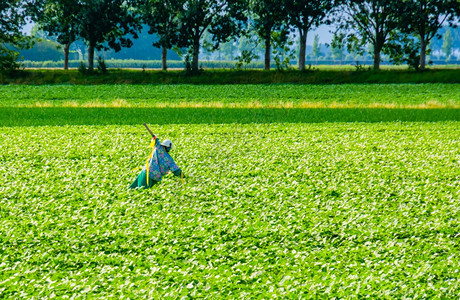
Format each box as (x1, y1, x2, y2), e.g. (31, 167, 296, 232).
(1, 84, 459, 108)
(1, 107, 459, 127)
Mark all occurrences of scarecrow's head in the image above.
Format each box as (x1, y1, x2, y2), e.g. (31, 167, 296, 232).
(161, 139, 173, 153)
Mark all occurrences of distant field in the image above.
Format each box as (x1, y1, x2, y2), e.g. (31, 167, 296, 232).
(20, 59, 460, 70)
(1, 84, 459, 108)
(1, 123, 459, 297)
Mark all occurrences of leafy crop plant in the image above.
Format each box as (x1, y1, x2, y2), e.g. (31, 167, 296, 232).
(0, 122, 459, 297)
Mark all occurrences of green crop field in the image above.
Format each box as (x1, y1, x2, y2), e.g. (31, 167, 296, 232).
(0, 83, 459, 108)
(1, 83, 459, 297)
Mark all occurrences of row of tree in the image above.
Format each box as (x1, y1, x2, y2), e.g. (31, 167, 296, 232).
(1, 0, 459, 72)
(19, 26, 460, 64)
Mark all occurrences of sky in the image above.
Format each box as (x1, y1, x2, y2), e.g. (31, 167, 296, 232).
(22, 22, 34, 34)
(307, 25, 334, 45)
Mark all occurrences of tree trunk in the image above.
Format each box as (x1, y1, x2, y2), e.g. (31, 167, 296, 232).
(162, 46, 167, 71)
(192, 36, 200, 72)
(64, 43, 70, 70)
(264, 37, 271, 70)
(298, 30, 307, 71)
(88, 44, 95, 71)
(373, 45, 381, 71)
(420, 38, 427, 70)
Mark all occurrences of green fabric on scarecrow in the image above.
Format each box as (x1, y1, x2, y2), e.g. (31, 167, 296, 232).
(129, 136, 183, 189)
(129, 170, 158, 189)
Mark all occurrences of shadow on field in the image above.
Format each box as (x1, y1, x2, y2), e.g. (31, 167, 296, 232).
(0, 107, 459, 126)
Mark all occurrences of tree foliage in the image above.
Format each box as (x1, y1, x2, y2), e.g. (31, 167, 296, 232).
(338, 0, 402, 70)
(385, 34, 423, 70)
(19, 38, 64, 61)
(0, 0, 38, 71)
(34, 0, 143, 71)
(37, 0, 78, 46)
(331, 32, 345, 62)
(3, 0, 460, 73)
(286, 0, 336, 70)
(399, 0, 459, 69)
(76, 0, 142, 71)
(311, 34, 321, 60)
(141, 0, 183, 70)
(250, 0, 290, 70)
(442, 28, 453, 59)
(176, 0, 248, 72)
(271, 29, 295, 70)
(36, 0, 80, 69)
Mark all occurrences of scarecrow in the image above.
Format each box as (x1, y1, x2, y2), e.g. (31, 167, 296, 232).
(129, 123, 184, 189)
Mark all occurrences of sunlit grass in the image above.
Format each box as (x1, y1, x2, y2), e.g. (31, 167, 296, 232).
(19, 99, 459, 109)
(1, 84, 459, 108)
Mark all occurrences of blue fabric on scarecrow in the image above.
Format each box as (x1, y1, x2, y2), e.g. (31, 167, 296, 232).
(129, 137, 182, 189)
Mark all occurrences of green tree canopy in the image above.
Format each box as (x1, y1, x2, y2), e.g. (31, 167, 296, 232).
(36, 0, 81, 69)
(141, 0, 183, 70)
(442, 28, 453, 60)
(0, 0, 38, 70)
(76, 0, 142, 71)
(399, 0, 459, 69)
(251, 0, 289, 70)
(311, 34, 321, 61)
(286, 0, 336, 70)
(338, 0, 402, 70)
(331, 32, 345, 62)
(176, 0, 248, 72)
(19, 38, 64, 61)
